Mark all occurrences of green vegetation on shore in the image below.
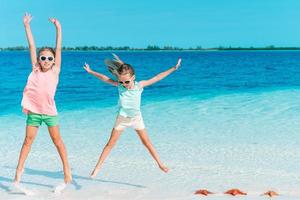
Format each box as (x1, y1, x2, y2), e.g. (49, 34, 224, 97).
(1, 45, 300, 51)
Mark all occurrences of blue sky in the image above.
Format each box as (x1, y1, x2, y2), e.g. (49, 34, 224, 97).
(1, 0, 300, 48)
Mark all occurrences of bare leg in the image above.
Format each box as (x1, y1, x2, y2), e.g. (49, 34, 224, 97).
(48, 126, 72, 183)
(90, 128, 123, 178)
(135, 129, 169, 173)
(14, 126, 39, 183)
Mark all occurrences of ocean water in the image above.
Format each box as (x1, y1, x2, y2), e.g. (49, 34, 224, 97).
(1, 51, 300, 199)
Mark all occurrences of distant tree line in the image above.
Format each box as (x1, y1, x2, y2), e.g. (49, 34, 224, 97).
(215, 45, 300, 50)
(1, 45, 300, 51)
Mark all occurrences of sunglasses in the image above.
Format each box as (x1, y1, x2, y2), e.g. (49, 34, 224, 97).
(118, 76, 134, 85)
(39, 56, 54, 61)
(118, 80, 131, 85)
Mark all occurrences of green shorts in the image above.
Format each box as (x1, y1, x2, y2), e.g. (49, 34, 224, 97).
(26, 113, 59, 127)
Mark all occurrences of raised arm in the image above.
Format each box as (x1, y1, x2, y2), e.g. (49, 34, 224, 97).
(139, 58, 182, 88)
(83, 63, 118, 86)
(49, 18, 62, 74)
(23, 13, 37, 70)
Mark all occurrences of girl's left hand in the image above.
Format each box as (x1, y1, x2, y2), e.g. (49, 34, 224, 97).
(174, 58, 182, 70)
(49, 18, 61, 28)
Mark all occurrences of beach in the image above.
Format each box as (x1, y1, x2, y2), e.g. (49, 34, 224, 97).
(1, 51, 300, 199)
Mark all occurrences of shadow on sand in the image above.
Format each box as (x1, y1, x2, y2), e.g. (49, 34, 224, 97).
(1, 166, 146, 193)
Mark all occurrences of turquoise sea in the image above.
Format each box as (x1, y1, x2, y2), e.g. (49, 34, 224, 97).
(1, 51, 300, 199)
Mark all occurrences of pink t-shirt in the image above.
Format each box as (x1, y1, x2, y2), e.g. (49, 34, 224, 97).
(21, 68, 59, 116)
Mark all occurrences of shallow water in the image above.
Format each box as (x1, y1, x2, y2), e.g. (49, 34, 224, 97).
(1, 51, 300, 199)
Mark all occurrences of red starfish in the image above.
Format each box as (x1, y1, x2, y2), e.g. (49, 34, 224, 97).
(262, 191, 279, 197)
(224, 189, 247, 196)
(194, 189, 214, 196)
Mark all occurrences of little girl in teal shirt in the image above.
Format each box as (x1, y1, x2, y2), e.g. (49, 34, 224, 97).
(83, 54, 181, 178)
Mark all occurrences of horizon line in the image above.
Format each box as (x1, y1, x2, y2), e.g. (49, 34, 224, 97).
(2, 45, 300, 51)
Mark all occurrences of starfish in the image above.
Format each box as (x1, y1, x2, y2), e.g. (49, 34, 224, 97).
(224, 188, 247, 196)
(194, 189, 214, 196)
(262, 190, 279, 197)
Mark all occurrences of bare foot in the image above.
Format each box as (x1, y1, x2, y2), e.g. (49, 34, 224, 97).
(90, 168, 100, 179)
(159, 165, 169, 173)
(13, 182, 35, 196)
(54, 183, 67, 195)
(64, 169, 72, 184)
(14, 168, 24, 183)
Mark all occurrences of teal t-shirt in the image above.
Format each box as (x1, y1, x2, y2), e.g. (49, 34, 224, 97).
(117, 81, 143, 117)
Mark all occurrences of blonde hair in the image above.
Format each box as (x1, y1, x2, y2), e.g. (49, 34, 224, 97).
(104, 53, 135, 77)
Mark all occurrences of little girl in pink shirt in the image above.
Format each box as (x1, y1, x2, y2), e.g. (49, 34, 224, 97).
(13, 13, 72, 194)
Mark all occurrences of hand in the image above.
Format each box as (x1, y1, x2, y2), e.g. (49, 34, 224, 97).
(174, 58, 182, 70)
(49, 18, 61, 28)
(23, 12, 33, 26)
(83, 63, 93, 73)
(32, 64, 40, 72)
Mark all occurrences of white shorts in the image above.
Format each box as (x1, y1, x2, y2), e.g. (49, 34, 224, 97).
(114, 114, 145, 131)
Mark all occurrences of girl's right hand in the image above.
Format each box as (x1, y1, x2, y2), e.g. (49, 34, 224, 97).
(23, 13, 32, 26)
(83, 63, 93, 73)
(49, 18, 61, 29)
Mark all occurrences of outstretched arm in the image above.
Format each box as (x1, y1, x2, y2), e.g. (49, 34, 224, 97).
(139, 58, 182, 88)
(49, 18, 62, 74)
(23, 13, 37, 70)
(83, 63, 118, 86)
